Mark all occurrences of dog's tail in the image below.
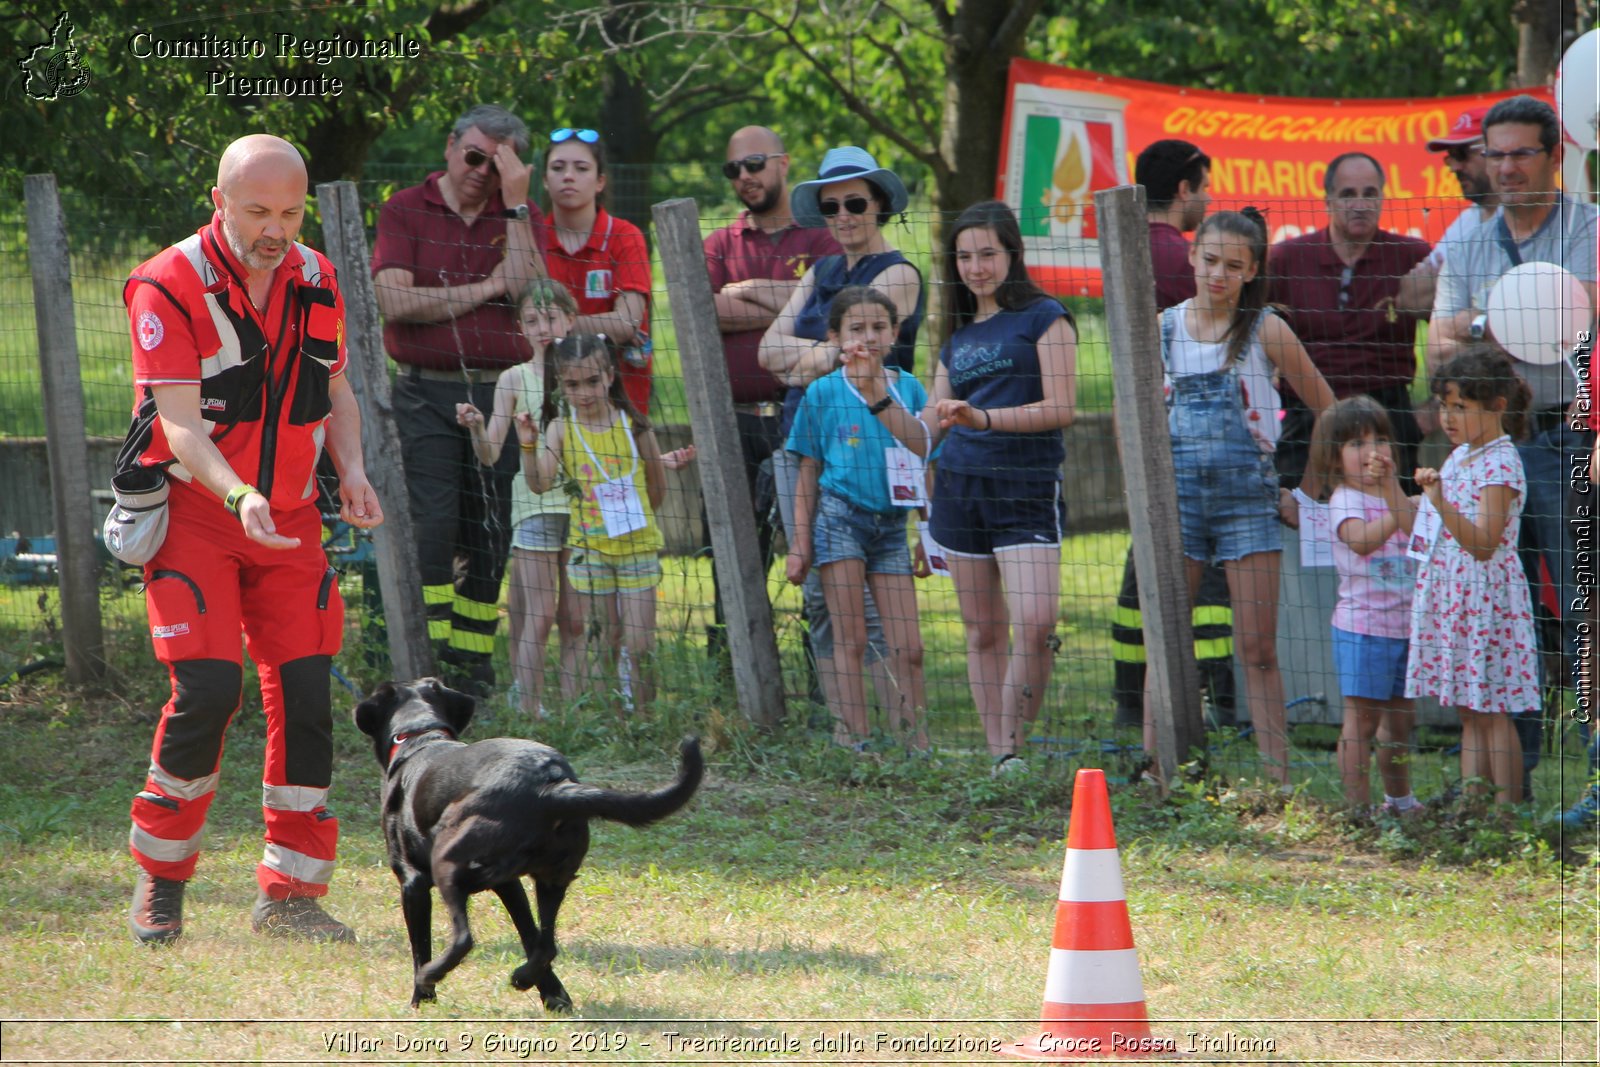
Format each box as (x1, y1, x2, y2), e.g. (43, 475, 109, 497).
(543, 736, 704, 826)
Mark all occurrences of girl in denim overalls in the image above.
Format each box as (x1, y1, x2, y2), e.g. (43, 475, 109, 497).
(1156, 209, 1335, 785)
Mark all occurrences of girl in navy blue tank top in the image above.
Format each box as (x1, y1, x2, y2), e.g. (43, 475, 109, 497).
(880, 200, 1078, 769)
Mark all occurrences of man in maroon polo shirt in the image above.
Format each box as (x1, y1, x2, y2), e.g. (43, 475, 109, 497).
(1136, 139, 1211, 311)
(1268, 151, 1432, 491)
(371, 103, 547, 695)
(701, 125, 841, 654)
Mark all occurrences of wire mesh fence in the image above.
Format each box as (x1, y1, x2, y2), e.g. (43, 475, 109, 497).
(2, 171, 1595, 809)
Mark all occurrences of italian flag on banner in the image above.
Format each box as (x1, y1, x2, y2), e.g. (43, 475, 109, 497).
(1018, 113, 1119, 240)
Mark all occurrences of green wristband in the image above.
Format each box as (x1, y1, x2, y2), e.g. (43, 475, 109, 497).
(224, 483, 259, 515)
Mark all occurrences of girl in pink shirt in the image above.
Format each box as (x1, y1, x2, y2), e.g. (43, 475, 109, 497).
(1311, 396, 1422, 814)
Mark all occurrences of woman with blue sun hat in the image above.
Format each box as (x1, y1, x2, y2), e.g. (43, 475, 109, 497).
(759, 145, 927, 742)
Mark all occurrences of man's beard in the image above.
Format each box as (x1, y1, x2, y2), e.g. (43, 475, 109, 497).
(741, 181, 781, 215)
(222, 214, 288, 271)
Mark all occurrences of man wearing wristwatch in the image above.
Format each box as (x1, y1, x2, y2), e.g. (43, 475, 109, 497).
(124, 135, 383, 946)
(1428, 95, 1599, 798)
(371, 104, 548, 695)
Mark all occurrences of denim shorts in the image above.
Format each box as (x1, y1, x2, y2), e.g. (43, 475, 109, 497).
(567, 549, 661, 594)
(929, 467, 1066, 557)
(812, 492, 912, 574)
(1169, 370, 1281, 564)
(1332, 626, 1410, 701)
(511, 512, 569, 553)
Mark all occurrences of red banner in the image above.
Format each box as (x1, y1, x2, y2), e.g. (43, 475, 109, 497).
(997, 58, 1557, 297)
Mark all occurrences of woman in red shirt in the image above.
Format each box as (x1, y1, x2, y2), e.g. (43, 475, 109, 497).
(541, 128, 653, 414)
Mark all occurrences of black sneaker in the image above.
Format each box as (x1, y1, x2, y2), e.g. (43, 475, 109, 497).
(128, 871, 186, 945)
(250, 892, 356, 943)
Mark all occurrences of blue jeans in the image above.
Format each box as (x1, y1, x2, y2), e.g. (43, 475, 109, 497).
(772, 449, 888, 664)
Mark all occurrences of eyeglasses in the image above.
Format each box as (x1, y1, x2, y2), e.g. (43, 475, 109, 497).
(1483, 145, 1549, 163)
(460, 148, 497, 172)
(551, 128, 600, 145)
(818, 195, 873, 218)
(722, 153, 785, 180)
(1443, 144, 1484, 163)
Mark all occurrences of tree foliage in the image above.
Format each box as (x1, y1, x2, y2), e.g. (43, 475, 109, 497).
(1, 0, 1538, 242)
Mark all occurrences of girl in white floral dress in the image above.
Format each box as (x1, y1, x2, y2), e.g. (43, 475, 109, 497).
(1406, 348, 1539, 807)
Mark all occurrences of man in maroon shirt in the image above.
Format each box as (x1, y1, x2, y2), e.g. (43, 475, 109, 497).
(1137, 139, 1211, 311)
(1268, 152, 1432, 491)
(371, 103, 547, 694)
(701, 126, 842, 657)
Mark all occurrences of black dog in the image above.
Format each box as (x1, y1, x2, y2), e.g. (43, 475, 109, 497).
(353, 678, 703, 1009)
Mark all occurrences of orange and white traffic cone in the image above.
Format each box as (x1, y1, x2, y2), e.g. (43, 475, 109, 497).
(1003, 768, 1172, 1061)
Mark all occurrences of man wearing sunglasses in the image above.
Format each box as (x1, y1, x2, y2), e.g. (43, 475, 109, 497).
(1268, 152, 1433, 494)
(1422, 106, 1499, 371)
(701, 126, 842, 656)
(371, 103, 548, 696)
(1430, 95, 1600, 801)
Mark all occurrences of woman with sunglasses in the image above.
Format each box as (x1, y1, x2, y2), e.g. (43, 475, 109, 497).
(758, 146, 926, 740)
(541, 128, 655, 415)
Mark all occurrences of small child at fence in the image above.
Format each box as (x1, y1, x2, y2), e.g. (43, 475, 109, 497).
(523, 332, 693, 712)
(455, 280, 581, 718)
(785, 286, 930, 751)
(1406, 346, 1539, 807)
(1310, 395, 1422, 816)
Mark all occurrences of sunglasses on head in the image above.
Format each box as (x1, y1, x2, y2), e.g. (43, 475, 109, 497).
(722, 153, 784, 180)
(551, 128, 600, 145)
(819, 195, 873, 218)
(460, 147, 498, 172)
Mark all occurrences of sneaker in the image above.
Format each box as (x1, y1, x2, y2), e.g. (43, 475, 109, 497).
(1378, 799, 1426, 820)
(991, 753, 1029, 777)
(1560, 785, 1600, 831)
(250, 892, 357, 943)
(128, 871, 186, 945)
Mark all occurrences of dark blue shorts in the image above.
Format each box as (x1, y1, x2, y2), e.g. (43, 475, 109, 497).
(930, 467, 1066, 557)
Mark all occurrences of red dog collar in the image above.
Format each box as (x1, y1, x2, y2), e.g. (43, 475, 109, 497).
(389, 727, 456, 764)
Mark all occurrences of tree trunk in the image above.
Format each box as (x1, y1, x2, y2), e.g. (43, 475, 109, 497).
(601, 2, 663, 237)
(301, 112, 386, 184)
(931, 0, 1045, 334)
(1513, 0, 1576, 88)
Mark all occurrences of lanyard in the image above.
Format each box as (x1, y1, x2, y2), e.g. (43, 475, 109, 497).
(571, 409, 638, 481)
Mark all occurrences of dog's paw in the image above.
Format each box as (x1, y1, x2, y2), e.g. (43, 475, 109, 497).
(410, 983, 437, 1008)
(509, 963, 537, 991)
(541, 988, 574, 1014)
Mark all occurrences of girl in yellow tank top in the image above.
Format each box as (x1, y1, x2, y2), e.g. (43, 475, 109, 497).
(524, 333, 694, 711)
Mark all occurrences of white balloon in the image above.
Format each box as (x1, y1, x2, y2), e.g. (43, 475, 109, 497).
(1486, 262, 1593, 366)
(1557, 29, 1600, 151)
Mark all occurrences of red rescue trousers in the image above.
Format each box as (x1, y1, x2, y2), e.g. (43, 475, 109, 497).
(128, 485, 345, 899)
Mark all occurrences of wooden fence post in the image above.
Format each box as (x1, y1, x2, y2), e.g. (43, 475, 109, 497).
(1094, 184, 1204, 782)
(315, 181, 433, 682)
(23, 173, 106, 683)
(652, 197, 785, 726)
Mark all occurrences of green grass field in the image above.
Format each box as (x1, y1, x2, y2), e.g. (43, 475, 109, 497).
(0, 658, 1594, 1064)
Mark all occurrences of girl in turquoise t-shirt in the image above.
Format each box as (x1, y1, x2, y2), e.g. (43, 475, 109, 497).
(785, 287, 929, 750)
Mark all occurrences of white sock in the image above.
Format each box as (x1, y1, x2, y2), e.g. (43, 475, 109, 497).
(1384, 793, 1420, 811)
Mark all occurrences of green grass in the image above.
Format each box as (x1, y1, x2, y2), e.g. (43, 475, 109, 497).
(0, 675, 1593, 1063)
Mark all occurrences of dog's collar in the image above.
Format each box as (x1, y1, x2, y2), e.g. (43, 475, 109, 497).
(388, 727, 457, 764)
